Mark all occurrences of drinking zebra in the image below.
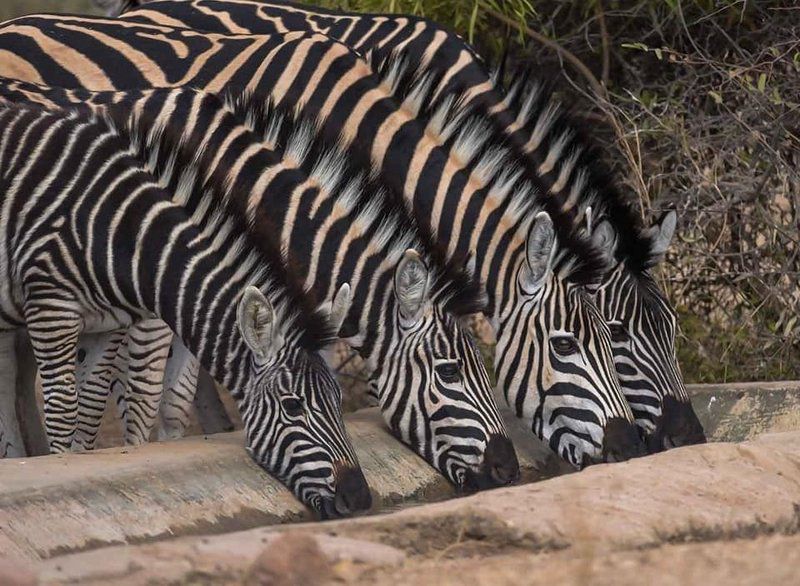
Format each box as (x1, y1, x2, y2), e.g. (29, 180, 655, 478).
(0, 14, 645, 465)
(0, 80, 520, 488)
(0, 100, 370, 518)
(110, 0, 705, 449)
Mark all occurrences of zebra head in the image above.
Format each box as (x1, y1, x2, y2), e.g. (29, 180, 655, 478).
(591, 211, 706, 452)
(494, 212, 646, 468)
(371, 250, 519, 491)
(236, 285, 371, 519)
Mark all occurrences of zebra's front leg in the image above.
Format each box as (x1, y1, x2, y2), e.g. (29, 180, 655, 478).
(25, 306, 82, 454)
(0, 331, 24, 457)
(73, 330, 127, 451)
(120, 319, 172, 446)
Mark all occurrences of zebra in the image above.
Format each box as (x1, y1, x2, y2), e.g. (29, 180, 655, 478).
(0, 81, 520, 488)
(110, 0, 706, 449)
(499, 76, 706, 450)
(0, 15, 646, 466)
(0, 100, 372, 518)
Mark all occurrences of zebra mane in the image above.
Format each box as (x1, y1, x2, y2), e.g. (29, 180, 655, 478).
(110, 93, 339, 351)
(225, 91, 487, 318)
(501, 69, 661, 273)
(364, 49, 608, 288)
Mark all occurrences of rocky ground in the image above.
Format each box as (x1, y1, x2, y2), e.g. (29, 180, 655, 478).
(2, 427, 799, 585)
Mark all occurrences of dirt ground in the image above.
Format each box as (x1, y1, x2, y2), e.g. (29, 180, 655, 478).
(353, 534, 800, 586)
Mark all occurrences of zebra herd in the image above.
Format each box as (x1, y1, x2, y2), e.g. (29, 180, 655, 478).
(0, 0, 706, 518)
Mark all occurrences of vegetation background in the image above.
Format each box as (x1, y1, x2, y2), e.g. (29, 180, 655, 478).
(2, 0, 798, 386)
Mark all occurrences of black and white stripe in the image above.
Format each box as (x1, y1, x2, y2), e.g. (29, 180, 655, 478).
(109, 0, 705, 450)
(1, 81, 519, 488)
(0, 101, 369, 517)
(0, 14, 644, 466)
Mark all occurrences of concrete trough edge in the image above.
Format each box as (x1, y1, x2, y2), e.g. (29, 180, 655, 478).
(0, 381, 798, 562)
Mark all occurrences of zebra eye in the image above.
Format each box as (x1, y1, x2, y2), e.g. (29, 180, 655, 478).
(281, 396, 305, 418)
(551, 336, 578, 356)
(608, 324, 629, 343)
(435, 362, 462, 384)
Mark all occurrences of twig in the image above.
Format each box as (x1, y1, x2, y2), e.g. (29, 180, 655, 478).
(480, 4, 607, 101)
(595, 0, 611, 88)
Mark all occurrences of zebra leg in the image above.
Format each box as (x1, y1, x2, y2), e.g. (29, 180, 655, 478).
(73, 330, 127, 451)
(0, 331, 24, 458)
(25, 306, 82, 454)
(120, 319, 172, 446)
(157, 338, 200, 440)
(15, 331, 48, 456)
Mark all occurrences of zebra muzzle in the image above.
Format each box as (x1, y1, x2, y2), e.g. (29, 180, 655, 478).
(320, 464, 372, 519)
(645, 395, 707, 453)
(601, 417, 648, 463)
(463, 434, 520, 490)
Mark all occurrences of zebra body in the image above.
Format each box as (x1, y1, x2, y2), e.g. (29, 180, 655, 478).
(1, 81, 518, 488)
(113, 0, 706, 448)
(0, 14, 645, 466)
(0, 101, 370, 517)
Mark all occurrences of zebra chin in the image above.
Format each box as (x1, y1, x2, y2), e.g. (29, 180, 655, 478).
(560, 418, 647, 469)
(446, 434, 521, 492)
(644, 395, 707, 453)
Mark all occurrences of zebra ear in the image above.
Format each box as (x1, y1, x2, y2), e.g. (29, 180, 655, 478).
(521, 211, 556, 290)
(319, 283, 351, 336)
(591, 219, 617, 262)
(394, 249, 429, 324)
(237, 286, 277, 359)
(648, 210, 677, 262)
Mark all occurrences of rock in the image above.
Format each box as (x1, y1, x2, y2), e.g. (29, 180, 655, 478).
(34, 430, 800, 585)
(0, 408, 565, 562)
(243, 533, 334, 586)
(360, 533, 800, 586)
(0, 556, 37, 586)
(269, 430, 800, 555)
(37, 532, 404, 585)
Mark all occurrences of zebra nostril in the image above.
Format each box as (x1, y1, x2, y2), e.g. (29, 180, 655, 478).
(647, 395, 707, 454)
(602, 417, 647, 463)
(332, 465, 372, 517)
(481, 434, 520, 487)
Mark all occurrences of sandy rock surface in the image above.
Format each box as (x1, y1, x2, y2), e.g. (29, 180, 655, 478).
(24, 430, 800, 585)
(358, 534, 800, 586)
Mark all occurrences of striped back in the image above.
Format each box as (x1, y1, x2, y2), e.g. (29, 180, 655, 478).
(0, 100, 368, 517)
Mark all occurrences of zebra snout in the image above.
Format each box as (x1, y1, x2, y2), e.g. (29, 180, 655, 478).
(646, 395, 707, 454)
(463, 434, 520, 490)
(327, 465, 372, 519)
(601, 418, 647, 463)
(483, 434, 520, 486)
